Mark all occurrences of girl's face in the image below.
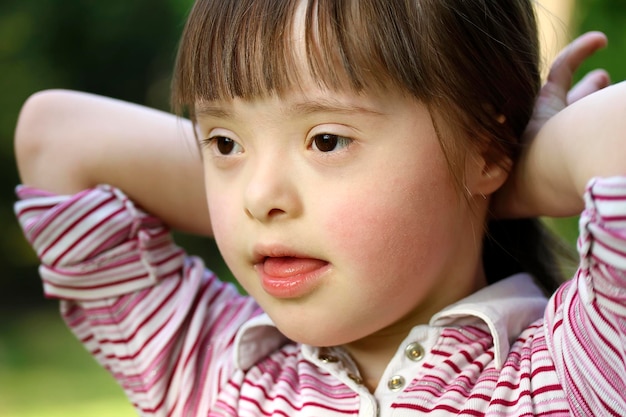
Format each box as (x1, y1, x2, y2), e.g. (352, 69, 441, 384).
(197, 87, 489, 347)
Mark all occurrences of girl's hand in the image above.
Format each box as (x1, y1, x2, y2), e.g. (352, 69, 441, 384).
(523, 32, 609, 145)
(492, 32, 610, 219)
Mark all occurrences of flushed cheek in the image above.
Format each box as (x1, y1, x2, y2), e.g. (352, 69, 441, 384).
(315, 191, 456, 339)
(321, 183, 456, 282)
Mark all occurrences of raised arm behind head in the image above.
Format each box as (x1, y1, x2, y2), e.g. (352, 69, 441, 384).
(14, 89, 212, 235)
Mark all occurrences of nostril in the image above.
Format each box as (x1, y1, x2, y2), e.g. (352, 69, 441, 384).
(244, 207, 286, 221)
(267, 208, 286, 217)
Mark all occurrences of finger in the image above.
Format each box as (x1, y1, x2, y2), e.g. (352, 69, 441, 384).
(547, 31, 608, 92)
(567, 69, 611, 104)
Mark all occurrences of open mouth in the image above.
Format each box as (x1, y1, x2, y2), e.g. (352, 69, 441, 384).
(261, 256, 329, 278)
(255, 256, 330, 298)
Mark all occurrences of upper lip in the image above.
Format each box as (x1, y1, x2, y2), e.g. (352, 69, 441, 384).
(250, 243, 321, 265)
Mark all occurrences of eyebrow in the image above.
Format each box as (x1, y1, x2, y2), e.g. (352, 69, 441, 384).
(195, 99, 386, 119)
(195, 103, 233, 119)
(288, 100, 386, 117)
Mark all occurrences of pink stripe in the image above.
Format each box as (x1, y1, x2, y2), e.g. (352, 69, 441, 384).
(41, 195, 117, 265)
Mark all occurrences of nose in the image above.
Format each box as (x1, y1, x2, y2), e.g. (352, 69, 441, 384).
(244, 156, 302, 222)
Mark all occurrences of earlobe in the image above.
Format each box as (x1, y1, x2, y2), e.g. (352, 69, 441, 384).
(465, 154, 511, 198)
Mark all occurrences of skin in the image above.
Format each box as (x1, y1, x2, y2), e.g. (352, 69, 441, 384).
(14, 32, 614, 392)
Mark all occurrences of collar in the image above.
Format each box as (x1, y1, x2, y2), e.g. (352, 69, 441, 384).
(233, 313, 289, 370)
(430, 273, 547, 369)
(234, 273, 547, 370)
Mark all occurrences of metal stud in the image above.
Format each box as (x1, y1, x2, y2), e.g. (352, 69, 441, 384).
(348, 373, 364, 385)
(318, 353, 339, 363)
(404, 342, 425, 362)
(387, 375, 406, 391)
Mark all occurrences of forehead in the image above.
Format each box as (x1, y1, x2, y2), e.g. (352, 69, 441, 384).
(193, 86, 405, 121)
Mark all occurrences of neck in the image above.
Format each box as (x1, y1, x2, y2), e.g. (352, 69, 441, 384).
(343, 329, 407, 392)
(343, 264, 488, 392)
(342, 300, 438, 392)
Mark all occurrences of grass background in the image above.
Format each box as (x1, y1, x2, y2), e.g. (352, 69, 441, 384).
(0, 308, 135, 416)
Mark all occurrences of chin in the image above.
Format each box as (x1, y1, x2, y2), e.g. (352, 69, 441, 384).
(271, 315, 361, 347)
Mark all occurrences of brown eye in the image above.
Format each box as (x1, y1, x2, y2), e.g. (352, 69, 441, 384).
(312, 134, 351, 152)
(214, 136, 242, 155)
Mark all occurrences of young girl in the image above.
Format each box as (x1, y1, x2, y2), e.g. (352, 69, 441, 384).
(14, 1, 625, 416)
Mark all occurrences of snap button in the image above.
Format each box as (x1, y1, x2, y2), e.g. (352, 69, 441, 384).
(404, 342, 425, 362)
(387, 375, 406, 391)
(318, 353, 339, 363)
(348, 373, 363, 385)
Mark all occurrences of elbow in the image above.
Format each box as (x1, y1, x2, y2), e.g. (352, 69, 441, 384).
(15, 90, 66, 185)
(14, 89, 85, 190)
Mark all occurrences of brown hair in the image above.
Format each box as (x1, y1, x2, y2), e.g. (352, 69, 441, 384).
(172, 0, 569, 294)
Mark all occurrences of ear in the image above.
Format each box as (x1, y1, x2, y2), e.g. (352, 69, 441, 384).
(464, 151, 511, 197)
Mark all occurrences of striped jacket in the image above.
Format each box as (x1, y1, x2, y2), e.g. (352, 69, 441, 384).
(15, 177, 626, 416)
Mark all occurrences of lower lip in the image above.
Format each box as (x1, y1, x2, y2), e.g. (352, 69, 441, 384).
(255, 257, 330, 299)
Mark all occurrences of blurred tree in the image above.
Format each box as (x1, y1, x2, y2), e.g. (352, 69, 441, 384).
(537, 0, 575, 73)
(575, 0, 626, 81)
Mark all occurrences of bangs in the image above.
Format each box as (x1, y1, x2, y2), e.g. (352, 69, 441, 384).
(172, 0, 428, 118)
(171, 0, 542, 156)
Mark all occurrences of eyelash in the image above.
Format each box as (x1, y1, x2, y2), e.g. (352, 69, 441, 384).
(200, 132, 353, 156)
(201, 136, 243, 156)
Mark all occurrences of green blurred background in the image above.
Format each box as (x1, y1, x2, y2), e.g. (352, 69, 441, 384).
(0, 0, 624, 416)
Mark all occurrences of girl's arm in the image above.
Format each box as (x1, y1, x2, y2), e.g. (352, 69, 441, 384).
(528, 81, 626, 214)
(502, 80, 626, 218)
(14, 89, 211, 235)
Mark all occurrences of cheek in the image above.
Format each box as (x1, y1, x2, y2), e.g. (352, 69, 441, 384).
(209, 204, 231, 246)
(205, 189, 241, 264)
(322, 173, 460, 276)
(204, 169, 243, 240)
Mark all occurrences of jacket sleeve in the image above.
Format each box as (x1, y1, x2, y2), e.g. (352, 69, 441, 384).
(545, 176, 626, 416)
(15, 185, 261, 416)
